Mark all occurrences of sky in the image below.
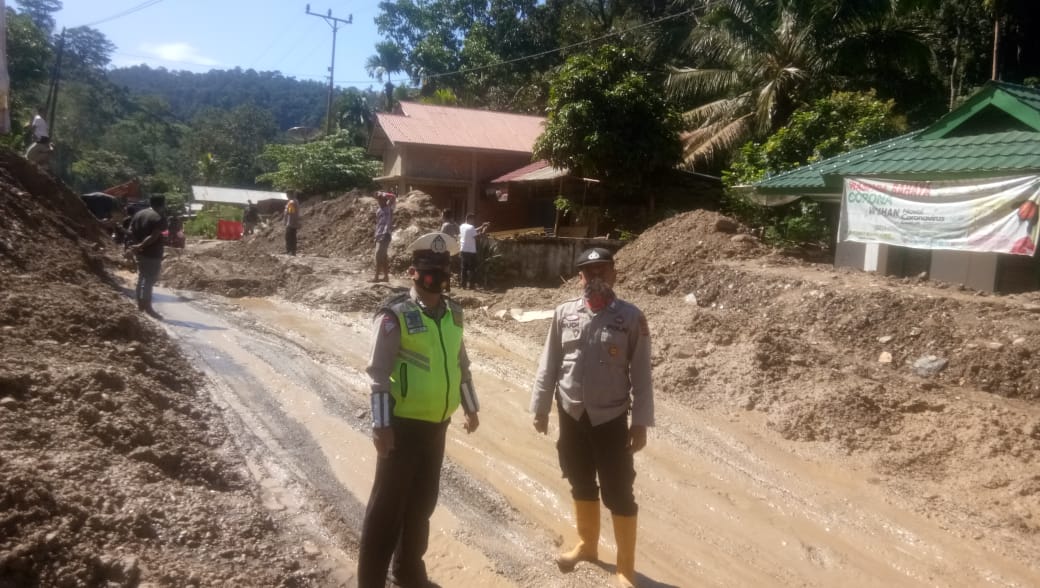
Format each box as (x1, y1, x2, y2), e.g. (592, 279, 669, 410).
(50, 0, 393, 89)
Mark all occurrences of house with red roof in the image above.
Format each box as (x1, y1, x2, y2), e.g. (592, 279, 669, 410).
(368, 102, 547, 229)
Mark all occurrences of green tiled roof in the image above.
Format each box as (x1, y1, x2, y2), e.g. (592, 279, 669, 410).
(752, 82, 1040, 199)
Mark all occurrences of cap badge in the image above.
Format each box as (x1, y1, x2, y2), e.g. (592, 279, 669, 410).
(588, 251, 600, 260)
(431, 235, 447, 253)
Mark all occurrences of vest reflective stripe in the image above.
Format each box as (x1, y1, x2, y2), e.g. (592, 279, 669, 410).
(389, 301, 463, 423)
(396, 347, 431, 371)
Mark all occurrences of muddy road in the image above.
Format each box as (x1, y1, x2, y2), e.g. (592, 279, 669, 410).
(149, 278, 1040, 588)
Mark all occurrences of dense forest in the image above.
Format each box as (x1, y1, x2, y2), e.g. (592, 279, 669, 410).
(106, 67, 329, 132)
(4, 0, 1039, 234)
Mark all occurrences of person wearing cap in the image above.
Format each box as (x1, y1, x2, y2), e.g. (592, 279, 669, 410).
(372, 191, 395, 282)
(357, 232, 481, 588)
(530, 247, 653, 588)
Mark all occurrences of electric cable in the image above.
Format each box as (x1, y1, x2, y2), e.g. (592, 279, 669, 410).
(81, 0, 165, 28)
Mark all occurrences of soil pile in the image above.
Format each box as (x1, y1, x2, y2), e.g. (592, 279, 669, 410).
(478, 207, 1040, 556)
(0, 151, 322, 586)
(235, 189, 442, 263)
(163, 190, 444, 298)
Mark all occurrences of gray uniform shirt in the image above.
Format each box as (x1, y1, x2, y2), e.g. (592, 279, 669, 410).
(366, 288, 479, 427)
(530, 297, 654, 427)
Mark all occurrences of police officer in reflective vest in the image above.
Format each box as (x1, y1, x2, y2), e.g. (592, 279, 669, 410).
(358, 232, 481, 588)
(531, 247, 654, 588)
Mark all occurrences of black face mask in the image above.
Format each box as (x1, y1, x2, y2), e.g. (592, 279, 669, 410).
(415, 268, 450, 294)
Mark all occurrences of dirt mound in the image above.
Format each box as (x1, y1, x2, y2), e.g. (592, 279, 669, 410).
(0, 152, 321, 585)
(468, 206, 1040, 547)
(233, 189, 442, 265)
(615, 209, 766, 295)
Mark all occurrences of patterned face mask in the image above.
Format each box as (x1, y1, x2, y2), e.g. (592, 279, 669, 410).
(583, 277, 615, 311)
(415, 268, 450, 294)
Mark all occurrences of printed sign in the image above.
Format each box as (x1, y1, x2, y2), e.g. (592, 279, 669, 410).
(839, 176, 1040, 256)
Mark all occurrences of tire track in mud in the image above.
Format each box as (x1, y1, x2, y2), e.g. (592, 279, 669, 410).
(157, 290, 592, 587)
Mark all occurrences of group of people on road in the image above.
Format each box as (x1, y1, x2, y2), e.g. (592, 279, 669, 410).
(357, 227, 653, 588)
(112, 180, 654, 586)
(368, 193, 492, 290)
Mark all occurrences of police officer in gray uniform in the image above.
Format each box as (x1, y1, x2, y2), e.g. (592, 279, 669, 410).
(531, 246, 654, 588)
(358, 232, 480, 588)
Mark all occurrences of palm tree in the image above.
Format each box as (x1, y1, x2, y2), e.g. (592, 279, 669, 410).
(666, 0, 933, 170)
(365, 41, 407, 110)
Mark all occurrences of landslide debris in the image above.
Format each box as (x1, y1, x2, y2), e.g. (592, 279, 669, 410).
(0, 150, 324, 586)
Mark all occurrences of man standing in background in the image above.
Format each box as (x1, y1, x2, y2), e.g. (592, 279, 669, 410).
(128, 195, 168, 320)
(284, 191, 300, 255)
(457, 213, 489, 289)
(373, 191, 394, 282)
(24, 107, 51, 168)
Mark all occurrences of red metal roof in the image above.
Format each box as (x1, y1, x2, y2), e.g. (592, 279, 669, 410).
(374, 102, 545, 153)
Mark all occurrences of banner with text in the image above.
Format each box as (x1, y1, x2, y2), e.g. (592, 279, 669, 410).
(839, 176, 1040, 256)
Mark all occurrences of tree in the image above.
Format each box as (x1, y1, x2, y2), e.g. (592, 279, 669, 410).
(68, 149, 135, 193)
(183, 104, 278, 187)
(14, 0, 60, 35)
(723, 90, 908, 246)
(534, 45, 681, 201)
(666, 0, 935, 171)
(5, 8, 52, 127)
(256, 131, 381, 195)
(725, 91, 908, 186)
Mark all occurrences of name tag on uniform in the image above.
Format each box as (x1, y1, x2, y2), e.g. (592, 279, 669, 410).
(403, 310, 427, 334)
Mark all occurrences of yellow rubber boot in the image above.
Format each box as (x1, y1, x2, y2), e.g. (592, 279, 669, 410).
(613, 514, 637, 587)
(556, 499, 600, 572)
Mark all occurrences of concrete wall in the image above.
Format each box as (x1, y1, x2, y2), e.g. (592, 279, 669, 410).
(491, 236, 622, 287)
(930, 250, 998, 292)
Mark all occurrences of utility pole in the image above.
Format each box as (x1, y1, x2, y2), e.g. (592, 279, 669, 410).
(305, 4, 352, 135)
(0, 0, 10, 134)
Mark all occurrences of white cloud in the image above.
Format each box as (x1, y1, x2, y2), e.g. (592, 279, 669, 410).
(138, 42, 220, 67)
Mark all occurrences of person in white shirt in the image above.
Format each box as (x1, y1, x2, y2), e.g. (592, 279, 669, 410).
(457, 213, 489, 289)
(25, 108, 52, 168)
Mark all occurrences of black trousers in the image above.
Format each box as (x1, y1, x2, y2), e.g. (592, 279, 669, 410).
(557, 408, 637, 516)
(357, 417, 449, 588)
(460, 251, 477, 288)
(285, 226, 297, 255)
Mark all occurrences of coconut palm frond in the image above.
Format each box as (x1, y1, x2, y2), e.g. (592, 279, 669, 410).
(680, 114, 755, 169)
(681, 95, 748, 127)
(665, 68, 741, 101)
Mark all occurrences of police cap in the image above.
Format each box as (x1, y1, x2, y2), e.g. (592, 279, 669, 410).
(409, 232, 459, 269)
(575, 247, 614, 268)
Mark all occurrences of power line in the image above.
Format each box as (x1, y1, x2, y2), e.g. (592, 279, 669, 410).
(423, 7, 699, 81)
(305, 4, 352, 134)
(80, 0, 165, 28)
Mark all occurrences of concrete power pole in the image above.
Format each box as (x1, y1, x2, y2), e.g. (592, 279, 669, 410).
(0, 0, 10, 134)
(305, 4, 351, 135)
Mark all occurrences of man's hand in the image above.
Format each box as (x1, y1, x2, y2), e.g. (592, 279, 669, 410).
(533, 413, 549, 435)
(373, 426, 395, 458)
(463, 412, 479, 433)
(627, 425, 647, 454)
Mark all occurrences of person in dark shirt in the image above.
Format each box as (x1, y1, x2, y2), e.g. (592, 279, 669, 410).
(129, 195, 168, 320)
(243, 200, 260, 235)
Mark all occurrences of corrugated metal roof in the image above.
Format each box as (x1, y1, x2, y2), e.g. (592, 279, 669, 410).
(754, 82, 1040, 196)
(191, 186, 287, 205)
(490, 160, 570, 183)
(373, 102, 545, 153)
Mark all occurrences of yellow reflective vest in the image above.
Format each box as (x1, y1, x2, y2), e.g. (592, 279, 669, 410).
(388, 298, 464, 423)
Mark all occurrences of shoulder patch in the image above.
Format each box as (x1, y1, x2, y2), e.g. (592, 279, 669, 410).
(381, 313, 398, 333)
(638, 315, 650, 336)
